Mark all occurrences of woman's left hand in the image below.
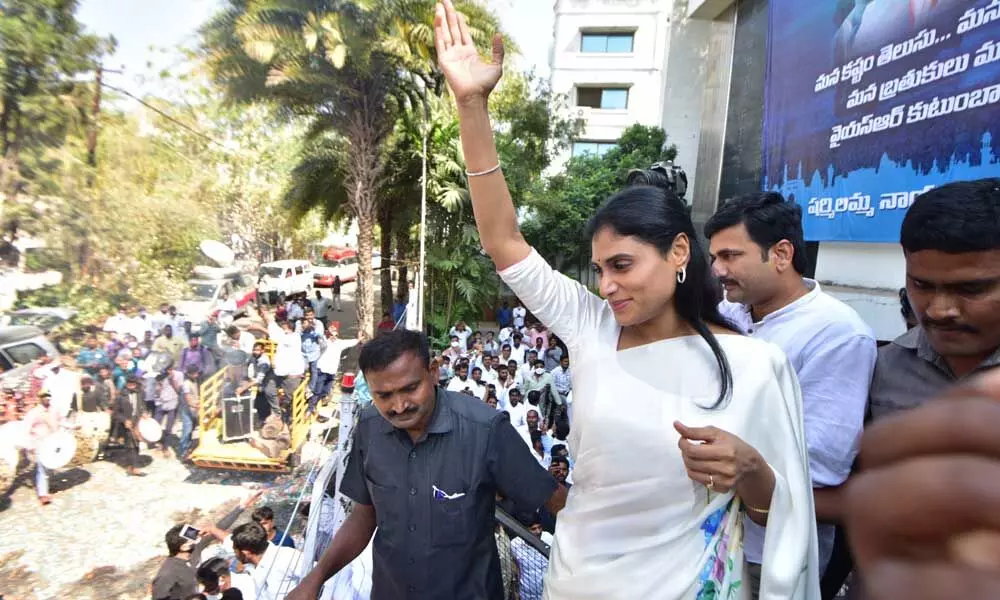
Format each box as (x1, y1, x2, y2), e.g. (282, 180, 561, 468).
(674, 421, 763, 493)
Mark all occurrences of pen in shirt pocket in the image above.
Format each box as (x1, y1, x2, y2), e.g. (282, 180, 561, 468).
(433, 485, 466, 500)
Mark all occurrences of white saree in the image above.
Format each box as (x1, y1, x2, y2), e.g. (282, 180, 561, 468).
(499, 250, 820, 600)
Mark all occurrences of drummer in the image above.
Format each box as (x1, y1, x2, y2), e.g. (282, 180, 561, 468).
(112, 375, 147, 477)
(24, 390, 65, 505)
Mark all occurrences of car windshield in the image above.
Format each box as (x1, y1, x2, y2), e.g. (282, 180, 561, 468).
(317, 259, 338, 268)
(8, 314, 64, 330)
(184, 283, 218, 300)
(259, 266, 285, 278)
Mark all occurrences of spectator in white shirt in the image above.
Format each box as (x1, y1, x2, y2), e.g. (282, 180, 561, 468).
(482, 330, 499, 355)
(151, 303, 172, 336)
(468, 366, 487, 399)
(311, 290, 332, 330)
(103, 306, 132, 338)
(445, 363, 474, 395)
(505, 359, 524, 388)
(493, 365, 517, 410)
(498, 343, 513, 367)
(232, 522, 303, 600)
(442, 335, 464, 362)
(249, 308, 306, 402)
(506, 388, 526, 427)
(512, 301, 526, 330)
(509, 333, 528, 365)
(480, 355, 499, 386)
(551, 356, 571, 400)
(510, 518, 551, 600)
(518, 350, 538, 382)
(448, 321, 473, 352)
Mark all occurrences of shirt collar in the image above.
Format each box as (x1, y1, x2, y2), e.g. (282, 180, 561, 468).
(894, 325, 1000, 372)
(378, 386, 454, 437)
(748, 278, 821, 325)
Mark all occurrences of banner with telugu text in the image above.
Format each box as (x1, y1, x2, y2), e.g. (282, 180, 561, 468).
(764, 0, 1000, 242)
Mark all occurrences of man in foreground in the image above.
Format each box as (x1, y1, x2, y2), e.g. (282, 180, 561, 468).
(287, 330, 566, 599)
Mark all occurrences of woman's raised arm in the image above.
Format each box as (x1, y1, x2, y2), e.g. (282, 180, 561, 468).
(434, 0, 530, 270)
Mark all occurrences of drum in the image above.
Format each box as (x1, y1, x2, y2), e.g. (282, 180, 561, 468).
(138, 416, 163, 443)
(38, 431, 77, 470)
(69, 412, 111, 467)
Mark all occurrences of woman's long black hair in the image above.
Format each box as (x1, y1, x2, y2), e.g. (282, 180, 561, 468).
(585, 176, 734, 408)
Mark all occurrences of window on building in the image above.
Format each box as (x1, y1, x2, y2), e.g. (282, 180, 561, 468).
(571, 141, 617, 158)
(580, 32, 635, 53)
(576, 87, 629, 110)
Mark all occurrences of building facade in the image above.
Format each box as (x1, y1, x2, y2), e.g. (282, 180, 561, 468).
(548, 0, 909, 342)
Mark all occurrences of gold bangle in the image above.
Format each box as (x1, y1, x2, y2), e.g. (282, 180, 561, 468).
(745, 504, 770, 515)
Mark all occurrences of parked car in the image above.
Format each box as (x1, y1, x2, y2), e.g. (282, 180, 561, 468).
(0, 307, 78, 333)
(257, 259, 313, 303)
(176, 274, 257, 328)
(0, 326, 59, 383)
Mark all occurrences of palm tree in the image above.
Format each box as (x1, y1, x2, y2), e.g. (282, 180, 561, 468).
(203, 0, 500, 339)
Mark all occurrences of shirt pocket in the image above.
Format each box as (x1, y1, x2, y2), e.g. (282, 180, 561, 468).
(430, 494, 473, 548)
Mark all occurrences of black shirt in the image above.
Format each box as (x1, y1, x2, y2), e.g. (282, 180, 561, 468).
(151, 507, 244, 600)
(340, 388, 557, 600)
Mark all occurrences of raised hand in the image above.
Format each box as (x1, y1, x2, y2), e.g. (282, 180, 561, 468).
(434, 0, 504, 104)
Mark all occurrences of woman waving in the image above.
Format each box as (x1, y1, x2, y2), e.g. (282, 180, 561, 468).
(434, 1, 819, 598)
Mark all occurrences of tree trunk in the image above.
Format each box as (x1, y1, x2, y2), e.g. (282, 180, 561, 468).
(378, 202, 394, 315)
(395, 224, 411, 303)
(355, 208, 376, 341)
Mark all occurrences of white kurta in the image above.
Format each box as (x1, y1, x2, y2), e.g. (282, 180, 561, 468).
(499, 249, 819, 600)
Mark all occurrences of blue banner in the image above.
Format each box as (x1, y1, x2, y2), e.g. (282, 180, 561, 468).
(764, 0, 1000, 242)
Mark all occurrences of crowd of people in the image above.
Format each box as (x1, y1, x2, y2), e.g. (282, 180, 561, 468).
(2, 289, 354, 507)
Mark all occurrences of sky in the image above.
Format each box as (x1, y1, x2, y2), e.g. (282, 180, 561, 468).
(77, 0, 552, 99)
(77, 0, 222, 98)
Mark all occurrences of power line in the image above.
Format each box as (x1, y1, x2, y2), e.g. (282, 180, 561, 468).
(99, 81, 226, 148)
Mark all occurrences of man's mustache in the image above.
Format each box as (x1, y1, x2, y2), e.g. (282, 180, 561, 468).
(388, 406, 419, 418)
(924, 318, 977, 334)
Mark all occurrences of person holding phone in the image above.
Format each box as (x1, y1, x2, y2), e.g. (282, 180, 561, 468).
(151, 490, 263, 600)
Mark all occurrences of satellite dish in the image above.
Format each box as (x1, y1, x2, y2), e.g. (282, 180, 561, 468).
(200, 240, 236, 267)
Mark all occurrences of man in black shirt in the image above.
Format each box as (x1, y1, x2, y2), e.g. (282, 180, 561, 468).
(151, 490, 262, 600)
(79, 376, 111, 412)
(287, 330, 567, 600)
(113, 375, 145, 476)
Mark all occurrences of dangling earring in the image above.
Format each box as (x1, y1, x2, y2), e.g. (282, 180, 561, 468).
(676, 266, 687, 284)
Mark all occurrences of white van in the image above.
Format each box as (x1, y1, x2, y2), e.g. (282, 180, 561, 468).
(257, 260, 313, 304)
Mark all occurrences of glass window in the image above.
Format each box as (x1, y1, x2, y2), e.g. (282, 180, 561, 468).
(295, 266, 304, 275)
(572, 142, 617, 157)
(600, 88, 628, 109)
(606, 34, 634, 53)
(4, 342, 47, 366)
(576, 87, 629, 109)
(580, 32, 634, 53)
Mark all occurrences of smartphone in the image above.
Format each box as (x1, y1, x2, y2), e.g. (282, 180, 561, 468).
(179, 524, 201, 542)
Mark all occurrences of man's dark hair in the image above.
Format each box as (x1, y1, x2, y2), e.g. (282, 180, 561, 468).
(502, 343, 511, 350)
(471, 366, 482, 374)
(221, 590, 244, 600)
(231, 522, 269, 555)
(253, 341, 265, 351)
(704, 191, 807, 275)
(900, 178, 1000, 253)
(527, 390, 541, 404)
(196, 557, 229, 592)
(251, 506, 275, 523)
(358, 329, 431, 373)
(550, 455, 570, 468)
(226, 326, 239, 338)
(304, 307, 315, 315)
(510, 388, 522, 397)
(165, 524, 188, 556)
(533, 359, 545, 368)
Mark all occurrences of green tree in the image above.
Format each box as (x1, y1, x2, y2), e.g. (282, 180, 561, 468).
(0, 0, 108, 200)
(203, 0, 500, 339)
(522, 123, 677, 273)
